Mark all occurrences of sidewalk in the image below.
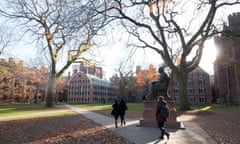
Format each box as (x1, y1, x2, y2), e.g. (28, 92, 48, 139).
(64, 104, 217, 144)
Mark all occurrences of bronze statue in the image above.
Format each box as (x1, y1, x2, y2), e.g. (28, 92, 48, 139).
(146, 67, 170, 100)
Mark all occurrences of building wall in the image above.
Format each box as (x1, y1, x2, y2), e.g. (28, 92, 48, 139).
(170, 67, 212, 105)
(67, 71, 117, 103)
(68, 72, 91, 103)
(214, 12, 240, 105)
(0, 58, 48, 103)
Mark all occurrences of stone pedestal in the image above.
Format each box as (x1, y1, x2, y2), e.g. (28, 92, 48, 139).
(139, 99, 181, 128)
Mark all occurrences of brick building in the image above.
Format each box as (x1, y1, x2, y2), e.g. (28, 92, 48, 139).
(0, 58, 48, 103)
(214, 12, 240, 105)
(169, 67, 212, 105)
(67, 71, 117, 104)
(72, 63, 104, 79)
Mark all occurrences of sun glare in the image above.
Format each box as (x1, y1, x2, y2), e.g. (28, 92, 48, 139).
(199, 38, 217, 74)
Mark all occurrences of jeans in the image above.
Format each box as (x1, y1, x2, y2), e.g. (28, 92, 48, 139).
(157, 121, 169, 139)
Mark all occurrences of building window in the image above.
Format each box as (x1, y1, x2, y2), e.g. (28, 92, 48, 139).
(199, 96, 206, 104)
(174, 81, 178, 85)
(188, 80, 194, 85)
(198, 79, 205, 85)
(197, 71, 204, 78)
(175, 96, 180, 103)
(174, 88, 179, 94)
(187, 88, 194, 94)
(199, 88, 206, 94)
(188, 72, 193, 77)
(188, 96, 195, 103)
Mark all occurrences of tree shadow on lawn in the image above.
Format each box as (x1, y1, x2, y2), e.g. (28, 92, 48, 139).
(0, 103, 68, 116)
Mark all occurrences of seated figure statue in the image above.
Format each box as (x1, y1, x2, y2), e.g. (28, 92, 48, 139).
(146, 67, 170, 100)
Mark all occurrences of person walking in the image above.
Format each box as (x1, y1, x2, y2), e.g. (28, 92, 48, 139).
(156, 96, 170, 140)
(119, 98, 128, 127)
(111, 100, 120, 128)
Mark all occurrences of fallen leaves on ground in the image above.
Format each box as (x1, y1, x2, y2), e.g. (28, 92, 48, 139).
(1, 106, 239, 144)
(179, 109, 240, 144)
(0, 114, 134, 144)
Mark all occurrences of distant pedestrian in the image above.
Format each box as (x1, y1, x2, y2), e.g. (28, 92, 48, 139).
(111, 100, 120, 128)
(156, 96, 170, 140)
(119, 98, 128, 126)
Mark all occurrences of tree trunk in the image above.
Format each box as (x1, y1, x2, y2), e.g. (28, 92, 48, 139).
(34, 84, 39, 103)
(178, 73, 190, 110)
(46, 76, 56, 107)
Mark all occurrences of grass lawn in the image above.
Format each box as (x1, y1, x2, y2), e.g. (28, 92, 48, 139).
(189, 104, 239, 111)
(74, 102, 143, 111)
(0, 102, 144, 121)
(72, 103, 239, 118)
(0, 103, 75, 121)
(175, 105, 240, 111)
(74, 102, 238, 113)
(73, 102, 144, 117)
(1, 102, 237, 122)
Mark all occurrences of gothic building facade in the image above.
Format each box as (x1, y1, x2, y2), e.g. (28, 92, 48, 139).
(214, 12, 240, 105)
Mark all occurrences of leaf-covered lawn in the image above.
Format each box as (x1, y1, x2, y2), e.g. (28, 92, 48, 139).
(0, 114, 134, 144)
(1, 103, 239, 144)
(179, 107, 240, 144)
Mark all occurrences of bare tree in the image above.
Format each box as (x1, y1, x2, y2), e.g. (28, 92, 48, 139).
(0, 28, 11, 55)
(110, 57, 135, 101)
(101, 0, 240, 110)
(0, 0, 110, 107)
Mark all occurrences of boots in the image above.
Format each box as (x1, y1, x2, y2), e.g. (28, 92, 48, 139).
(160, 128, 164, 139)
(160, 128, 170, 140)
(120, 119, 126, 126)
(115, 120, 118, 128)
(166, 132, 170, 140)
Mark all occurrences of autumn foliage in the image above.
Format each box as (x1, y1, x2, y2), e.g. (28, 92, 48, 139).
(0, 58, 48, 103)
(135, 65, 159, 95)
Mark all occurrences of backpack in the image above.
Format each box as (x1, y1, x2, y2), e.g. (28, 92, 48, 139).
(160, 105, 170, 118)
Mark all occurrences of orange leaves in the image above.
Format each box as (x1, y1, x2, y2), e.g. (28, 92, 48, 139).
(135, 65, 159, 88)
(0, 114, 134, 144)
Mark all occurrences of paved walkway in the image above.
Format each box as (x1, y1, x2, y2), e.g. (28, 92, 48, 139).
(64, 104, 217, 144)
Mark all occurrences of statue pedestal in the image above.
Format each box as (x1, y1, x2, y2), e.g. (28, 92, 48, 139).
(139, 99, 181, 128)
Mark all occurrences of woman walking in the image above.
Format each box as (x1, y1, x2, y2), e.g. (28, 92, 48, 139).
(156, 96, 170, 140)
(111, 100, 120, 128)
(119, 98, 128, 126)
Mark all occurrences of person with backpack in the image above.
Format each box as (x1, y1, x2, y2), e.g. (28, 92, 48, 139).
(156, 96, 170, 140)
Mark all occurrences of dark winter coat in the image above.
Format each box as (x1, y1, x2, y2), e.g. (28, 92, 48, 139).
(111, 101, 120, 116)
(119, 100, 128, 115)
(156, 101, 167, 122)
